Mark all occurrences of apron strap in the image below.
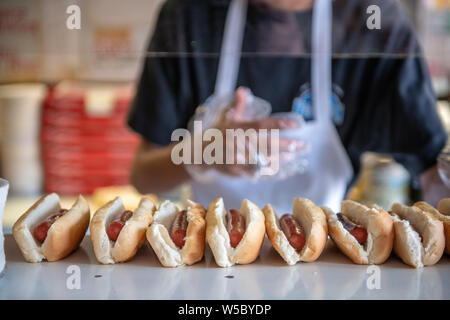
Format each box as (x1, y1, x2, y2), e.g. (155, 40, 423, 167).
(215, 0, 333, 124)
(214, 0, 248, 97)
(312, 0, 332, 124)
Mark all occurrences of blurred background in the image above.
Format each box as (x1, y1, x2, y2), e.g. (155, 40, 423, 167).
(0, 0, 449, 230)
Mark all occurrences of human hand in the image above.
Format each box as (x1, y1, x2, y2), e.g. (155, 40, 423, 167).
(210, 87, 305, 177)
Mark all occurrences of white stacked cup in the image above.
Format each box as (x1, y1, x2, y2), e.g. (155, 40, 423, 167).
(0, 178, 9, 275)
(0, 84, 46, 195)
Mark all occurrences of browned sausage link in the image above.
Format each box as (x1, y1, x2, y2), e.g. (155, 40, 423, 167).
(107, 210, 134, 241)
(170, 210, 188, 248)
(336, 213, 367, 244)
(120, 210, 133, 222)
(279, 214, 306, 251)
(227, 209, 246, 248)
(33, 209, 68, 243)
(48, 209, 68, 224)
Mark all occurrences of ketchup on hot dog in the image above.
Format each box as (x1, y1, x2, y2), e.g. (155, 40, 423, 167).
(106, 210, 133, 241)
(280, 214, 306, 251)
(33, 209, 68, 243)
(227, 209, 245, 248)
(170, 210, 188, 248)
(337, 213, 368, 244)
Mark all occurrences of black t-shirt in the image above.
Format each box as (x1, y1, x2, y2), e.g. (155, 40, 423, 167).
(128, 0, 447, 180)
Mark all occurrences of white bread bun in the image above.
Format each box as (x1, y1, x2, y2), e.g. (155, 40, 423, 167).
(206, 198, 265, 267)
(438, 199, 450, 215)
(146, 200, 206, 267)
(415, 200, 450, 255)
(90, 196, 155, 264)
(323, 200, 394, 265)
(263, 198, 327, 265)
(391, 203, 445, 268)
(13, 194, 90, 263)
(436, 198, 450, 255)
(147, 200, 206, 267)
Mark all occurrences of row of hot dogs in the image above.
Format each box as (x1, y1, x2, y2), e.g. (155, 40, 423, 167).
(12, 194, 450, 268)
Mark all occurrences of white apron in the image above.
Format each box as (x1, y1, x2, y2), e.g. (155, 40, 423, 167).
(190, 0, 353, 213)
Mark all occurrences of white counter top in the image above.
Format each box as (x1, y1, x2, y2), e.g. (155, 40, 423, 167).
(1, 234, 449, 300)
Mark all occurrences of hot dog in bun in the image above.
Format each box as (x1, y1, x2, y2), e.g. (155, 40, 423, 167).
(13, 193, 90, 263)
(263, 198, 328, 265)
(390, 202, 445, 268)
(90, 196, 156, 264)
(413, 200, 449, 255)
(146, 200, 206, 267)
(206, 198, 265, 267)
(437, 198, 450, 255)
(323, 200, 394, 265)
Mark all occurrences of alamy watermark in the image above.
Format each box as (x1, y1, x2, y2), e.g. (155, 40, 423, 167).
(366, 265, 381, 290)
(66, 265, 81, 290)
(171, 121, 280, 176)
(66, 5, 81, 30)
(367, 5, 381, 30)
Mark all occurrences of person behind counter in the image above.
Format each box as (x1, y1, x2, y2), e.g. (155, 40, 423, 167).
(127, 0, 449, 211)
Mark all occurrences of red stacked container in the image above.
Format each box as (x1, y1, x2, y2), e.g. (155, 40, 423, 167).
(41, 82, 139, 195)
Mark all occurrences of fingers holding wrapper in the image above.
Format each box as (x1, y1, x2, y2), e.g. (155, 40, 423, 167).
(186, 87, 310, 181)
(438, 146, 450, 189)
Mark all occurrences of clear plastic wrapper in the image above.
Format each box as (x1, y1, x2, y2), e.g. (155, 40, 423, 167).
(268, 112, 310, 180)
(186, 88, 309, 181)
(188, 88, 271, 131)
(438, 145, 450, 189)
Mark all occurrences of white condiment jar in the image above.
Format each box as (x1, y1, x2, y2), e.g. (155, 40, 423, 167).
(348, 152, 411, 210)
